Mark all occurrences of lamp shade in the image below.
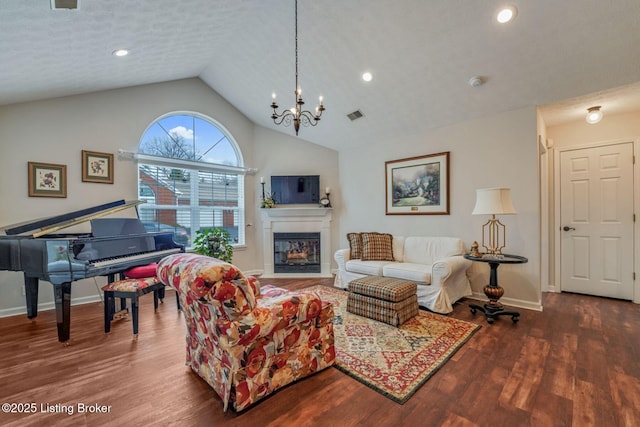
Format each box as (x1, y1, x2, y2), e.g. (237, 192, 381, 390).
(472, 188, 516, 215)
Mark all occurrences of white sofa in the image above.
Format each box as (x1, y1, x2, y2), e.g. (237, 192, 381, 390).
(334, 236, 472, 314)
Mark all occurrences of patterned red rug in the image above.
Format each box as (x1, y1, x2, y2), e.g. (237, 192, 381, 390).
(305, 285, 481, 404)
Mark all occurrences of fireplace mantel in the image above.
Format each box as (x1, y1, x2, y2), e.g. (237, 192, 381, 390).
(261, 207, 332, 278)
(261, 207, 332, 217)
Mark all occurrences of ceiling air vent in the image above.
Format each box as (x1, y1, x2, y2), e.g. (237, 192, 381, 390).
(347, 110, 364, 121)
(51, 0, 79, 10)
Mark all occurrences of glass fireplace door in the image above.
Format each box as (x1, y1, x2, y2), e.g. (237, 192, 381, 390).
(273, 232, 321, 273)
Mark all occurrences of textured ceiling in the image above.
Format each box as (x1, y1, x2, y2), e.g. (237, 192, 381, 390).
(1, 0, 640, 149)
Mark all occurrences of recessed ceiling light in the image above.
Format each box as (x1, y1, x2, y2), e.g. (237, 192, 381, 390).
(497, 5, 517, 23)
(362, 72, 373, 82)
(112, 49, 129, 57)
(586, 106, 603, 124)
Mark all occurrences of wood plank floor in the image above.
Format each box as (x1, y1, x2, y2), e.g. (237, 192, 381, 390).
(1, 278, 639, 426)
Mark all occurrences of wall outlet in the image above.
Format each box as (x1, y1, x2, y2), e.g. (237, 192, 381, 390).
(21, 284, 25, 296)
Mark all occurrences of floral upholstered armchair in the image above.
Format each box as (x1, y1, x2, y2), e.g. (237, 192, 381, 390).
(156, 253, 335, 412)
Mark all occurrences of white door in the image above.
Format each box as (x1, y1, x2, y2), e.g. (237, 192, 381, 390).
(560, 142, 634, 299)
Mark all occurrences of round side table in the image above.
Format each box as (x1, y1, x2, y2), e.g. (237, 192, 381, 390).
(464, 253, 528, 324)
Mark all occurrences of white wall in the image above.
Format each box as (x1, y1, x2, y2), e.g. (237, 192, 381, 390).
(537, 110, 551, 292)
(0, 78, 339, 316)
(0, 79, 542, 316)
(547, 111, 640, 147)
(251, 126, 340, 273)
(338, 106, 542, 310)
(547, 110, 640, 303)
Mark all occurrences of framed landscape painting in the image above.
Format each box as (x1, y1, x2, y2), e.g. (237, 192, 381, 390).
(82, 150, 114, 184)
(385, 151, 450, 215)
(28, 161, 67, 198)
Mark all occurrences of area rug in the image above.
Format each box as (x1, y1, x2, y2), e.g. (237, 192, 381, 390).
(303, 285, 481, 404)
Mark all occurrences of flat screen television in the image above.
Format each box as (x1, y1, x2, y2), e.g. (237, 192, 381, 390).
(271, 175, 320, 204)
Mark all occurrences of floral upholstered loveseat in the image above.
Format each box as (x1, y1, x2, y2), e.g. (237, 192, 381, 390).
(157, 253, 335, 412)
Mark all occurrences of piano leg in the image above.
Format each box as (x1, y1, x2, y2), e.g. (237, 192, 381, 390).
(53, 282, 72, 342)
(24, 275, 39, 319)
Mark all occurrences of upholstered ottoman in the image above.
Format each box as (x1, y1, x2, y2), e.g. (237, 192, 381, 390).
(347, 276, 418, 326)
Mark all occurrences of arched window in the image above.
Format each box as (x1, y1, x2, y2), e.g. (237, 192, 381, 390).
(137, 113, 245, 248)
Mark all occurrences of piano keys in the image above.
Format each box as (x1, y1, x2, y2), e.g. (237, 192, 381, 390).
(0, 200, 185, 342)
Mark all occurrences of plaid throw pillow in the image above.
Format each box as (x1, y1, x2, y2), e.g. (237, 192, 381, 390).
(346, 233, 363, 259)
(361, 232, 394, 261)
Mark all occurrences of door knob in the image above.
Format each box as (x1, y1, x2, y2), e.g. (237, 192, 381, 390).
(563, 226, 576, 231)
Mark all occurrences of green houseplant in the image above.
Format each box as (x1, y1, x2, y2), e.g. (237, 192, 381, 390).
(193, 228, 234, 263)
(261, 191, 277, 208)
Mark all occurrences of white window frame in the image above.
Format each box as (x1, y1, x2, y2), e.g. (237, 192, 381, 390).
(137, 112, 247, 248)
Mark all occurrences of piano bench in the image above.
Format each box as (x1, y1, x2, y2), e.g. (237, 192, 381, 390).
(123, 263, 165, 300)
(102, 277, 164, 335)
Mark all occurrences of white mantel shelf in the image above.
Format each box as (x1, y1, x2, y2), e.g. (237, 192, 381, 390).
(261, 207, 332, 217)
(261, 207, 333, 278)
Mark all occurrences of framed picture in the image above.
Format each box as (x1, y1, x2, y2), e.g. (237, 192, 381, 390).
(28, 161, 67, 198)
(82, 150, 114, 184)
(385, 151, 450, 215)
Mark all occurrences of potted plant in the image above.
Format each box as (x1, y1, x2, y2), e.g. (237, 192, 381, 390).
(261, 192, 277, 208)
(192, 227, 234, 263)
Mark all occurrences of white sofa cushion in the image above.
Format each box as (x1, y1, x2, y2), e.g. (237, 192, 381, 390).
(392, 236, 405, 262)
(402, 236, 464, 265)
(383, 262, 432, 283)
(345, 259, 396, 276)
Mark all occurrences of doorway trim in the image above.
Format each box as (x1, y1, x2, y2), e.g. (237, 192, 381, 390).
(553, 138, 639, 304)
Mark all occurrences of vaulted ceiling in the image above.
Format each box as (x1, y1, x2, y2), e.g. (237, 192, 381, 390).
(2, 0, 640, 150)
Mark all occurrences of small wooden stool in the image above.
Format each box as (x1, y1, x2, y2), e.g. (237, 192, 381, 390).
(102, 277, 164, 334)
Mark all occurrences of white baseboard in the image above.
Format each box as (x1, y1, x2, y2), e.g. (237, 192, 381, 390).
(468, 291, 543, 312)
(0, 295, 103, 318)
(242, 269, 263, 277)
(212, 269, 337, 279)
(259, 273, 334, 279)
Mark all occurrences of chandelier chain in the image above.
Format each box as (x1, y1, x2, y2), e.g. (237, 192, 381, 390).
(295, 0, 298, 98)
(270, 0, 325, 136)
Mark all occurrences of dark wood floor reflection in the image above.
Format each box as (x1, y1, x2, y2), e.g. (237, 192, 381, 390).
(0, 277, 639, 426)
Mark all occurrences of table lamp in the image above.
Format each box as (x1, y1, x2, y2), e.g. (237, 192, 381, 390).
(472, 187, 516, 256)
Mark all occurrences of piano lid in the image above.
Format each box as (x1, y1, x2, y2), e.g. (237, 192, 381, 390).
(1, 200, 144, 237)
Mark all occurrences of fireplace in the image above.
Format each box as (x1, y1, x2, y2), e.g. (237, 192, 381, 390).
(261, 207, 332, 278)
(273, 232, 320, 273)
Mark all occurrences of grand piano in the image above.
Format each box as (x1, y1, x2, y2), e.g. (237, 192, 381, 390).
(0, 200, 185, 342)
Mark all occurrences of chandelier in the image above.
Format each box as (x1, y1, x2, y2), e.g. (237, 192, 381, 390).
(270, 0, 325, 136)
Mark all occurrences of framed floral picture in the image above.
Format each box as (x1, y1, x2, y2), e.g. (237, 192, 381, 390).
(28, 161, 67, 198)
(385, 151, 450, 215)
(82, 150, 114, 184)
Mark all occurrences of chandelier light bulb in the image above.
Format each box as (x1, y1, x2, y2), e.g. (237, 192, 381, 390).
(362, 72, 373, 82)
